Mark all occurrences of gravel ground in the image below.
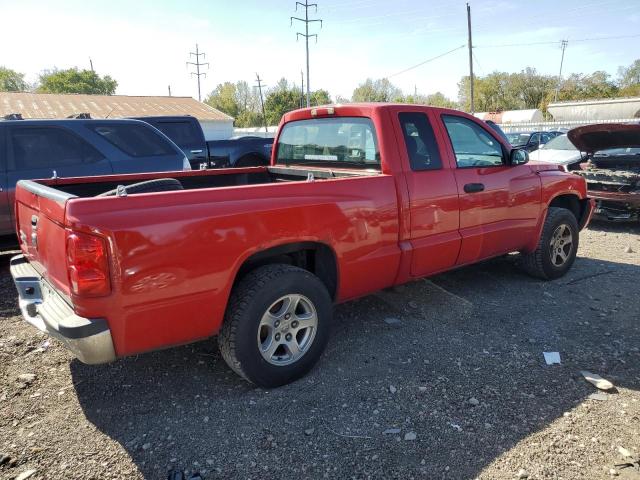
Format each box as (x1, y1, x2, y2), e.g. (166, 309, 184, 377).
(1, 220, 639, 480)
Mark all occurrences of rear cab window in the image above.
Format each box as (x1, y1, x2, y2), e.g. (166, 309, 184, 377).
(276, 117, 380, 169)
(89, 123, 177, 157)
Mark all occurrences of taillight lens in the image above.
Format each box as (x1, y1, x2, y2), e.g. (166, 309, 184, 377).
(66, 231, 111, 297)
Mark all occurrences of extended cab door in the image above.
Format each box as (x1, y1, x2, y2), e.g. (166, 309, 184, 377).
(393, 109, 461, 277)
(437, 114, 541, 264)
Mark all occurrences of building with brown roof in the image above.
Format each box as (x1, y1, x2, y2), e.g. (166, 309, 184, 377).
(0, 92, 235, 140)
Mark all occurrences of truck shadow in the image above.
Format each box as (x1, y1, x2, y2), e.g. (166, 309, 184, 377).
(68, 251, 640, 479)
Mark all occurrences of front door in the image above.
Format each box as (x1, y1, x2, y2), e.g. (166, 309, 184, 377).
(439, 114, 541, 265)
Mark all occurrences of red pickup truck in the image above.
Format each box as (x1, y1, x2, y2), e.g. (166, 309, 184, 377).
(10, 104, 594, 387)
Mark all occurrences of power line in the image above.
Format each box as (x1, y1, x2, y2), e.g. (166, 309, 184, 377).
(291, 1, 323, 107)
(476, 32, 640, 49)
(187, 43, 209, 102)
(388, 44, 466, 78)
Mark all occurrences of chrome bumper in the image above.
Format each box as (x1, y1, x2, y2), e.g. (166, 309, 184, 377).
(10, 255, 116, 364)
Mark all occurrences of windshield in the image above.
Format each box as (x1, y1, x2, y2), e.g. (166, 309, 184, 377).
(276, 117, 380, 169)
(543, 134, 577, 151)
(594, 147, 640, 156)
(506, 133, 530, 146)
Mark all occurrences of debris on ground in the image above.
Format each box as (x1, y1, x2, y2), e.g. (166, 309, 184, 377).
(383, 317, 401, 326)
(516, 468, 529, 478)
(580, 371, 614, 391)
(588, 392, 609, 401)
(468, 397, 480, 406)
(404, 432, 417, 441)
(543, 352, 561, 365)
(617, 446, 633, 458)
(383, 428, 401, 435)
(15, 470, 37, 480)
(388, 385, 397, 394)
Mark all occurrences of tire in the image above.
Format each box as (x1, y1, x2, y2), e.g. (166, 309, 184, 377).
(219, 264, 332, 388)
(520, 207, 579, 280)
(234, 154, 268, 168)
(97, 178, 183, 197)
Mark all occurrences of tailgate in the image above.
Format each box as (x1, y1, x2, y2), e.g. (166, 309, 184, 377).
(15, 180, 75, 298)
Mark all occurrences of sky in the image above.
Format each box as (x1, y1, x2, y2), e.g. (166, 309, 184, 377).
(1, 0, 639, 101)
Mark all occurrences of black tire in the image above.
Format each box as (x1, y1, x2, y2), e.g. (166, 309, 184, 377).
(97, 178, 183, 197)
(520, 207, 579, 280)
(219, 264, 332, 388)
(234, 154, 268, 168)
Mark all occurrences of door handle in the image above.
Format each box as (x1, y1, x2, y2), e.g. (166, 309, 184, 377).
(464, 183, 485, 193)
(190, 149, 204, 154)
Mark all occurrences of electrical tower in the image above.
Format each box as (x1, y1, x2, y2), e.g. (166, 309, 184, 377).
(554, 40, 568, 102)
(291, 1, 322, 108)
(187, 44, 209, 102)
(255, 73, 267, 133)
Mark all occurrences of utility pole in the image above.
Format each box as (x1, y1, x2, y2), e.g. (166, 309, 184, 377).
(89, 58, 94, 73)
(466, 3, 475, 113)
(291, 1, 323, 107)
(554, 40, 568, 102)
(255, 73, 267, 133)
(300, 70, 305, 108)
(187, 43, 209, 102)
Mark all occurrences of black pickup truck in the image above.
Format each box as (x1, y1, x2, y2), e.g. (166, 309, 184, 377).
(133, 115, 273, 169)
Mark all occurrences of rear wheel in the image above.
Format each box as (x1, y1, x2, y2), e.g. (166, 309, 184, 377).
(520, 207, 579, 279)
(219, 264, 332, 387)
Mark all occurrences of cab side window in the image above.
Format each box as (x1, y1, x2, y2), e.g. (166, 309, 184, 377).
(398, 112, 442, 171)
(442, 115, 504, 168)
(9, 126, 104, 171)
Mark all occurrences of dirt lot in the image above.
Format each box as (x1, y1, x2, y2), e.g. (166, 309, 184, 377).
(1, 221, 639, 480)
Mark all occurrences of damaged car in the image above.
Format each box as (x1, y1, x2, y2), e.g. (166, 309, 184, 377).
(569, 124, 640, 221)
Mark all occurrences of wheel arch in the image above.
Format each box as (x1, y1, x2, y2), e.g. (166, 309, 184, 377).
(548, 192, 591, 229)
(232, 241, 339, 301)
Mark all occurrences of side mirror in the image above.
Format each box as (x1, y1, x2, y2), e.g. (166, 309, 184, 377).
(510, 148, 529, 166)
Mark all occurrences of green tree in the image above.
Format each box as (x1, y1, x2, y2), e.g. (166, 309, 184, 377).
(352, 78, 403, 102)
(617, 59, 640, 89)
(310, 89, 331, 106)
(264, 78, 300, 125)
(205, 82, 240, 119)
(37, 68, 117, 94)
(617, 59, 640, 96)
(0, 66, 28, 92)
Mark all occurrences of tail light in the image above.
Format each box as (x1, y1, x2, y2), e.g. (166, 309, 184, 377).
(66, 231, 111, 297)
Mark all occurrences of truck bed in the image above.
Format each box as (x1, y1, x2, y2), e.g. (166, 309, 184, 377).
(48, 165, 378, 197)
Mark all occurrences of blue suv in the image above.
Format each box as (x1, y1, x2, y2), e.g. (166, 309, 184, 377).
(0, 118, 190, 237)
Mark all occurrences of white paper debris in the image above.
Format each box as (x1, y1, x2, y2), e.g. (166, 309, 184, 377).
(543, 352, 561, 365)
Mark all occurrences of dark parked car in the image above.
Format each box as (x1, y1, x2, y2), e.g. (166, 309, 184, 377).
(506, 131, 555, 152)
(133, 116, 273, 169)
(0, 118, 190, 237)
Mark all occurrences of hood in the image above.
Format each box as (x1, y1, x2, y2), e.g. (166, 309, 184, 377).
(529, 148, 583, 166)
(568, 123, 640, 154)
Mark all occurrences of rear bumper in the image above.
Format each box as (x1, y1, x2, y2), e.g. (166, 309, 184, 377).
(10, 255, 116, 364)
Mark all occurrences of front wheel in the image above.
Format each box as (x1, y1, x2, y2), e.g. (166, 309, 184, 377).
(218, 264, 332, 387)
(520, 207, 579, 280)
